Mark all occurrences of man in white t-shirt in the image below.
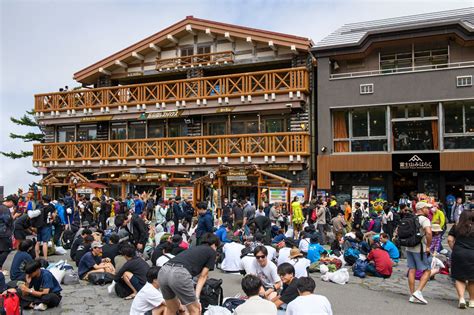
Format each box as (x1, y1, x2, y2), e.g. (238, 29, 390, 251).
(155, 243, 175, 268)
(287, 248, 311, 278)
(222, 237, 245, 272)
(234, 274, 277, 315)
(130, 266, 165, 315)
(277, 244, 292, 266)
(286, 277, 332, 315)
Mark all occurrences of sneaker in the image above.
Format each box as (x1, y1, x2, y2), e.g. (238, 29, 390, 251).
(412, 291, 428, 305)
(459, 299, 467, 309)
(468, 300, 474, 308)
(34, 303, 48, 311)
(409, 296, 424, 304)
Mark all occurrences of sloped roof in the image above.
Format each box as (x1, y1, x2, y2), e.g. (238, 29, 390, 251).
(74, 16, 313, 83)
(314, 7, 474, 51)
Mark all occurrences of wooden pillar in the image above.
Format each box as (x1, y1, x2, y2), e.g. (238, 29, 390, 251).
(121, 182, 127, 199)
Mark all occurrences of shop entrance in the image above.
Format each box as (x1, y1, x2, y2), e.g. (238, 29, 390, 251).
(393, 172, 417, 201)
(229, 186, 258, 204)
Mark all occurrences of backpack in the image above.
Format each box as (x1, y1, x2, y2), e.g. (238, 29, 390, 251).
(352, 259, 368, 278)
(397, 214, 423, 248)
(222, 298, 246, 312)
(325, 207, 332, 223)
(61, 229, 75, 250)
(87, 272, 114, 285)
(62, 270, 80, 285)
(0, 292, 21, 315)
(343, 247, 360, 266)
(199, 278, 223, 311)
(310, 209, 317, 222)
(165, 206, 173, 222)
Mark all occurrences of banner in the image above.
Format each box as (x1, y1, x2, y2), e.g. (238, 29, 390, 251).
(163, 187, 178, 200)
(269, 188, 288, 204)
(290, 188, 306, 202)
(351, 186, 369, 210)
(180, 187, 193, 200)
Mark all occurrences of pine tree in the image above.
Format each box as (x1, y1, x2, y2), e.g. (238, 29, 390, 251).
(1, 109, 44, 176)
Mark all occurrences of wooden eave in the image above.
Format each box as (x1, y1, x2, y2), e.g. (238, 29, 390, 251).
(73, 16, 313, 84)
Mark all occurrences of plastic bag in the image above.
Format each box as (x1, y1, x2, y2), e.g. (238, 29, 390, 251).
(204, 305, 232, 315)
(431, 256, 445, 269)
(55, 246, 67, 255)
(49, 268, 66, 283)
(320, 264, 329, 275)
(330, 268, 349, 285)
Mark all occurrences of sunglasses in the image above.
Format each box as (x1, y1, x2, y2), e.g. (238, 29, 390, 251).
(255, 255, 266, 260)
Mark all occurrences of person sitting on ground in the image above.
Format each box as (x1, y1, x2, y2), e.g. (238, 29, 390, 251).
(366, 243, 392, 278)
(170, 234, 186, 256)
(221, 236, 245, 273)
(74, 234, 94, 266)
(287, 248, 311, 278)
(271, 228, 286, 245)
(114, 244, 149, 300)
(155, 242, 175, 268)
(130, 266, 165, 315)
(10, 239, 34, 281)
(215, 224, 232, 244)
(277, 239, 294, 266)
(234, 274, 277, 315)
(286, 276, 333, 315)
(18, 260, 62, 311)
(102, 233, 120, 266)
(158, 233, 219, 315)
(379, 233, 399, 265)
(307, 234, 326, 263)
(271, 263, 299, 310)
(70, 228, 92, 262)
(78, 241, 115, 280)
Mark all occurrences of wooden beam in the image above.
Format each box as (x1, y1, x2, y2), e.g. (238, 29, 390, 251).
(256, 169, 292, 184)
(205, 28, 215, 39)
(268, 41, 278, 51)
(115, 60, 127, 68)
(246, 36, 253, 44)
(131, 52, 144, 60)
(185, 25, 196, 35)
(291, 45, 299, 55)
(149, 43, 161, 52)
(146, 168, 189, 175)
(98, 67, 111, 75)
(167, 34, 178, 44)
(224, 32, 234, 42)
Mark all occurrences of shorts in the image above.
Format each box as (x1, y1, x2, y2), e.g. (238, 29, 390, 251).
(37, 226, 52, 243)
(130, 275, 145, 292)
(406, 251, 432, 271)
(158, 263, 197, 305)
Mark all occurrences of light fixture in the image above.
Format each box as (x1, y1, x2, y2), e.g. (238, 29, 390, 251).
(321, 146, 327, 153)
(110, 173, 115, 178)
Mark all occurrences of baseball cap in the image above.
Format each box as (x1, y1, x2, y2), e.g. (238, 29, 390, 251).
(91, 241, 103, 249)
(415, 201, 430, 211)
(4, 195, 18, 206)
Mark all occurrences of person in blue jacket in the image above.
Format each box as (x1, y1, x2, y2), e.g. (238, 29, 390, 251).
(196, 202, 213, 245)
(214, 224, 232, 243)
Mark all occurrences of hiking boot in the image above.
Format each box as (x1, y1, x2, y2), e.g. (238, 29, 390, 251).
(412, 291, 428, 304)
(458, 299, 466, 309)
(34, 303, 48, 311)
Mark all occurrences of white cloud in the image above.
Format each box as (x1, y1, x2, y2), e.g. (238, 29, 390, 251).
(0, 0, 471, 194)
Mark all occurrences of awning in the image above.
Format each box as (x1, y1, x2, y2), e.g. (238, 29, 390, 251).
(80, 182, 108, 189)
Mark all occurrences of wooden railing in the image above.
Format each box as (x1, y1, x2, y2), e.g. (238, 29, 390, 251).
(34, 67, 309, 113)
(156, 51, 234, 70)
(33, 132, 309, 163)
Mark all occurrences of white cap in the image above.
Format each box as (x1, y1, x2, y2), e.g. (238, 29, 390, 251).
(416, 201, 430, 211)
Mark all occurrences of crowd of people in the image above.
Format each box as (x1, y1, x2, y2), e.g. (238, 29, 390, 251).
(0, 189, 472, 313)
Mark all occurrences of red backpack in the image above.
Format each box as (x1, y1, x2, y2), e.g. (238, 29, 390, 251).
(0, 292, 21, 315)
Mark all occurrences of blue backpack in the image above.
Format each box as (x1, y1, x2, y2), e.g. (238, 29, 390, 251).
(353, 259, 369, 278)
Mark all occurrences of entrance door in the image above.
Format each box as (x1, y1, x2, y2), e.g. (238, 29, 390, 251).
(393, 172, 417, 201)
(230, 186, 258, 204)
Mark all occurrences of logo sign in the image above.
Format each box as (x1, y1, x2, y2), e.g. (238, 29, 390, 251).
(77, 188, 93, 194)
(392, 153, 439, 171)
(147, 110, 182, 119)
(130, 168, 147, 174)
(80, 115, 113, 122)
(216, 106, 235, 113)
(226, 175, 248, 181)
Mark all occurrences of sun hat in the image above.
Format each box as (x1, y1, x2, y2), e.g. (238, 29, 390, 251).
(431, 224, 443, 232)
(289, 248, 303, 259)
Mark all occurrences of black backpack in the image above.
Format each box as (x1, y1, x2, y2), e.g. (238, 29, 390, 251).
(165, 206, 173, 222)
(199, 278, 223, 311)
(325, 207, 332, 223)
(61, 229, 75, 250)
(397, 214, 423, 248)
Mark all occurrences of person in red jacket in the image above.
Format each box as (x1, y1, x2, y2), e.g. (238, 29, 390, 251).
(366, 243, 392, 278)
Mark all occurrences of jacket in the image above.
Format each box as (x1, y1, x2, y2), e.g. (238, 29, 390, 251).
(196, 211, 213, 238)
(126, 215, 148, 247)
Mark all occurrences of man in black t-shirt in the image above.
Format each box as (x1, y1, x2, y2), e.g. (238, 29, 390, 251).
(158, 233, 219, 315)
(113, 245, 149, 299)
(272, 263, 299, 310)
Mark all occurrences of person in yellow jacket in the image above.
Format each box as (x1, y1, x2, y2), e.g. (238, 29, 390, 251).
(291, 197, 305, 236)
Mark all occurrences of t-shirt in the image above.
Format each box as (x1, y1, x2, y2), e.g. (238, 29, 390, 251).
(222, 242, 245, 272)
(253, 260, 280, 289)
(114, 256, 149, 285)
(10, 251, 33, 281)
(279, 278, 299, 305)
(156, 254, 175, 267)
(168, 245, 216, 277)
(286, 294, 333, 315)
(243, 204, 256, 221)
(102, 243, 120, 266)
(431, 210, 446, 230)
(406, 215, 431, 253)
(298, 238, 311, 253)
(277, 247, 291, 266)
(288, 257, 311, 278)
(265, 245, 277, 262)
(78, 252, 101, 279)
(307, 243, 326, 263)
(30, 269, 62, 294)
(367, 248, 392, 276)
(234, 295, 277, 315)
(130, 282, 164, 315)
(382, 240, 400, 260)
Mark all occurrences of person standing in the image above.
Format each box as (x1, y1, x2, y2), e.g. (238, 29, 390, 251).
(352, 202, 363, 231)
(0, 195, 15, 272)
(447, 210, 474, 309)
(405, 202, 433, 305)
(134, 194, 144, 217)
(343, 200, 352, 232)
(221, 198, 232, 225)
(316, 202, 327, 244)
(451, 198, 465, 224)
(195, 202, 213, 245)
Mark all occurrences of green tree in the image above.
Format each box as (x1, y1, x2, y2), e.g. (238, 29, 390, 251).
(1, 110, 44, 176)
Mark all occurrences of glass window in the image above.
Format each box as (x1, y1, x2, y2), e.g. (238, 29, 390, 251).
(148, 120, 165, 138)
(444, 136, 474, 150)
(110, 123, 126, 140)
(168, 123, 186, 137)
(180, 47, 193, 57)
(77, 125, 97, 141)
(369, 107, 386, 136)
(444, 103, 463, 134)
(231, 119, 258, 134)
(265, 119, 285, 133)
(352, 109, 368, 137)
(197, 46, 211, 55)
(393, 120, 436, 151)
(57, 126, 75, 142)
(407, 104, 422, 118)
(129, 121, 146, 139)
(208, 122, 226, 136)
(351, 140, 387, 152)
(392, 105, 406, 119)
(466, 103, 474, 133)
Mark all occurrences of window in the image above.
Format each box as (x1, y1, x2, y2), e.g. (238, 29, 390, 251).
(231, 121, 258, 134)
(197, 46, 211, 55)
(180, 47, 194, 57)
(128, 121, 146, 139)
(381, 47, 448, 72)
(110, 123, 126, 140)
(77, 125, 97, 141)
(208, 122, 226, 136)
(57, 126, 75, 142)
(380, 52, 412, 73)
(360, 84, 374, 95)
(391, 103, 437, 119)
(414, 48, 448, 68)
(265, 119, 285, 133)
(444, 101, 474, 149)
(332, 107, 387, 152)
(457, 76, 473, 87)
(168, 122, 187, 137)
(393, 120, 436, 151)
(148, 120, 165, 139)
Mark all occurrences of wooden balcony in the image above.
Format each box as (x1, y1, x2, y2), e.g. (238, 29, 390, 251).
(33, 132, 309, 164)
(34, 67, 309, 113)
(156, 51, 234, 70)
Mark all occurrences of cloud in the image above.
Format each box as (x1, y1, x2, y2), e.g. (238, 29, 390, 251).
(1, 0, 471, 194)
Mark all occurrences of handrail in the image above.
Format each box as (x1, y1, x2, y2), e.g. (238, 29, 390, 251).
(330, 60, 474, 79)
(35, 67, 309, 113)
(32, 132, 310, 162)
(156, 51, 234, 69)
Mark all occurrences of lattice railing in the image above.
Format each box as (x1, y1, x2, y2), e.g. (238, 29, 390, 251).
(156, 51, 234, 70)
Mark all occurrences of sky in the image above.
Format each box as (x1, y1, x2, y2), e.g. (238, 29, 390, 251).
(0, 0, 472, 195)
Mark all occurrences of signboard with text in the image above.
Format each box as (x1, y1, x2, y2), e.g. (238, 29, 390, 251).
(163, 187, 178, 199)
(392, 153, 439, 171)
(180, 187, 194, 200)
(269, 188, 288, 204)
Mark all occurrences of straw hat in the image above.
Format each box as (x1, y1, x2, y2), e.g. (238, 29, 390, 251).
(289, 248, 303, 259)
(431, 224, 443, 232)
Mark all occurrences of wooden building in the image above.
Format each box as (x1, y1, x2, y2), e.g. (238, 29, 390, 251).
(32, 16, 315, 206)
